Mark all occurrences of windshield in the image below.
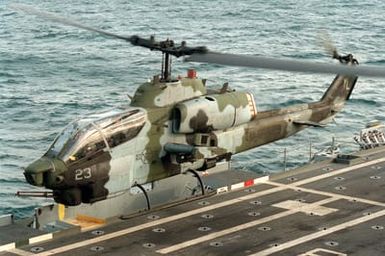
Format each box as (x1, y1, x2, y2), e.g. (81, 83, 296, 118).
(49, 122, 79, 155)
(47, 108, 146, 162)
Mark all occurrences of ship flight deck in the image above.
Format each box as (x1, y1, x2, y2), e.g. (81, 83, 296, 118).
(1, 147, 385, 256)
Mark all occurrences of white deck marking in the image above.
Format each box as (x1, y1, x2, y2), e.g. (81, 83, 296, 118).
(298, 248, 347, 256)
(7, 248, 34, 256)
(291, 156, 385, 187)
(254, 176, 269, 183)
(29, 234, 53, 244)
(156, 198, 338, 254)
(32, 156, 385, 255)
(33, 186, 286, 256)
(250, 209, 385, 256)
(265, 180, 385, 207)
(216, 186, 229, 194)
(273, 200, 338, 216)
(230, 182, 244, 190)
(0, 243, 15, 252)
(157, 210, 296, 254)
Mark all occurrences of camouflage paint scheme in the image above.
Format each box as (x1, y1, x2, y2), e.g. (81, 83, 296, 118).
(24, 61, 358, 206)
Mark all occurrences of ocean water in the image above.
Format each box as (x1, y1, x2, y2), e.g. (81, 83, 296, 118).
(1, 0, 385, 218)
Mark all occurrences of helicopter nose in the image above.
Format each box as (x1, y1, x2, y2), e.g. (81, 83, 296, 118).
(24, 156, 66, 187)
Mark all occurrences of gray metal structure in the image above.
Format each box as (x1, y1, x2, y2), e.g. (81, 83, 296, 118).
(1, 146, 385, 255)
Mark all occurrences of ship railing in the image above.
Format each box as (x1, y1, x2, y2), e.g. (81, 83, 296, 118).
(281, 137, 358, 172)
(353, 129, 385, 150)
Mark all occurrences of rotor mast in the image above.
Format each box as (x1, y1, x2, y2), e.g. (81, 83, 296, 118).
(158, 38, 174, 81)
(162, 52, 171, 81)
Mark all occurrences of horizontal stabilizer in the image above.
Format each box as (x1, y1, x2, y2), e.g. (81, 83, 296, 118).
(293, 120, 326, 127)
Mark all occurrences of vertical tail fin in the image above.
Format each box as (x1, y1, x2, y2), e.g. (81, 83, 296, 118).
(321, 74, 358, 103)
(320, 56, 358, 111)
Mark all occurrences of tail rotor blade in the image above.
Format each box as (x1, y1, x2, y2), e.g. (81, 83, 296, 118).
(317, 31, 339, 59)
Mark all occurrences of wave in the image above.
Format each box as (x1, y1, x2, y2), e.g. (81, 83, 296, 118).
(350, 98, 381, 107)
(0, 71, 24, 78)
(0, 162, 23, 168)
(364, 60, 385, 65)
(0, 178, 24, 184)
(281, 99, 308, 106)
(0, 95, 31, 101)
(0, 205, 36, 219)
(0, 154, 23, 160)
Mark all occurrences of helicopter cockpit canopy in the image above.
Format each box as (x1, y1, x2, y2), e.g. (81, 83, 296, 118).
(47, 108, 146, 162)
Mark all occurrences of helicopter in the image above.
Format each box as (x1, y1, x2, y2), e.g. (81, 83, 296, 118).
(11, 4, 385, 206)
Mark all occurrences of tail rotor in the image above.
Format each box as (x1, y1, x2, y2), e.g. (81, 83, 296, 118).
(318, 31, 358, 65)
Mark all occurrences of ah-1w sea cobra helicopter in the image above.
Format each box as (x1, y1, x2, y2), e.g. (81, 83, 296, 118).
(11, 4, 385, 206)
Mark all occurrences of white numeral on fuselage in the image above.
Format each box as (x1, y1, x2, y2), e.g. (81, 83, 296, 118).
(75, 168, 92, 181)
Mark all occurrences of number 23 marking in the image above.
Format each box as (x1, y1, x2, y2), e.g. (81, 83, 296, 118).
(75, 168, 92, 180)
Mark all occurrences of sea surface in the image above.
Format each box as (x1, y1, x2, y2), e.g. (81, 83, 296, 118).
(1, 0, 385, 218)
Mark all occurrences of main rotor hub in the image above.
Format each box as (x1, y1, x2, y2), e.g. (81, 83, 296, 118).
(129, 35, 207, 58)
(129, 36, 207, 81)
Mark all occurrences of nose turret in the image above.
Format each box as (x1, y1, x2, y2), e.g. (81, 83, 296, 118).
(24, 157, 66, 187)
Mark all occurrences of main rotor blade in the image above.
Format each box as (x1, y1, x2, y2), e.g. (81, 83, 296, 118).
(186, 52, 385, 77)
(9, 3, 132, 42)
(9, 4, 206, 57)
(11, 3, 385, 77)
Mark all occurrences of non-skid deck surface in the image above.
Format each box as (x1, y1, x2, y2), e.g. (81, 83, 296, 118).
(3, 148, 385, 256)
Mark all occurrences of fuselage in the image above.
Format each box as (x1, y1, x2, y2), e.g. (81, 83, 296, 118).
(24, 69, 358, 206)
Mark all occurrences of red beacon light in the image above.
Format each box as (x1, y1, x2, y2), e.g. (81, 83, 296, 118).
(187, 69, 197, 79)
